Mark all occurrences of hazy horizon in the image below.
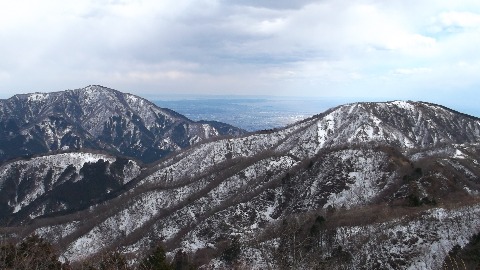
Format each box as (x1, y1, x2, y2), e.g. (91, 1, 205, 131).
(1, 88, 479, 119)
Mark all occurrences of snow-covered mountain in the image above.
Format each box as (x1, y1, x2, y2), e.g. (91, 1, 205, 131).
(1, 99, 480, 269)
(0, 85, 245, 163)
(0, 152, 141, 225)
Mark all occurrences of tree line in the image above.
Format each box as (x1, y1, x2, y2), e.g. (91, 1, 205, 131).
(0, 235, 193, 270)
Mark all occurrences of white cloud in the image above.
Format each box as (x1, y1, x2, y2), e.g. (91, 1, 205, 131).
(436, 11, 480, 29)
(0, 0, 479, 115)
(392, 68, 432, 76)
(0, 71, 10, 81)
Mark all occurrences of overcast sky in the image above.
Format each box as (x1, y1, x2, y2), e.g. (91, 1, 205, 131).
(1, 0, 479, 113)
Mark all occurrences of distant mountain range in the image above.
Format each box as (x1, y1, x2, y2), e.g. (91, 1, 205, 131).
(1, 87, 480, 269)
(0, 85, 245, 164)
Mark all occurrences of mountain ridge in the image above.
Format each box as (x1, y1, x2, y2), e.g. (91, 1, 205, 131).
(1, 90, 480, 269)
(0, 85, 245, 164)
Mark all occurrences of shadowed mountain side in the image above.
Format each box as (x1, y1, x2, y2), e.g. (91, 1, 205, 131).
(0, 85, 245, 164)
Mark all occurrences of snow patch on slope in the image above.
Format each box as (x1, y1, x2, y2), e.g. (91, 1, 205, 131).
(324, 150, 393, 209)
(391, 100, 416, 111)
(337, 205, 480, 269)
(27, 93, 49, 103)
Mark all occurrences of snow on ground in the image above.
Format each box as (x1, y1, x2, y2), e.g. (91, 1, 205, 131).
(27, 93, 49, 103)
(336, 205, 480, 269)
(454, 149, 468, 159)
(317, 113, 335, 147)
(391, 101, 416, 111)
(0, 152, 139, 217)
(324, 149, 392, 209)
(35, 221, 81, 242)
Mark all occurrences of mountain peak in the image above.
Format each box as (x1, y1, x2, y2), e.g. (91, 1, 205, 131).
(0, 86, 245, 163)
(1, 93, 480, 269)
(83, 84, 112, 91)
(310, 100, 480, 150)
(77, 85, 124, 98)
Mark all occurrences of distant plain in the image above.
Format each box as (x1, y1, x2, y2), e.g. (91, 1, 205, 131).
(155, 98, 352, 131)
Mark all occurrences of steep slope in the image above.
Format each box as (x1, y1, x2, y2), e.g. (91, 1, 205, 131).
(0, 85, 244, 163)
(0, 152, 141, 225)
(311, 101, 480, 149)
(1, 100, 480, 269)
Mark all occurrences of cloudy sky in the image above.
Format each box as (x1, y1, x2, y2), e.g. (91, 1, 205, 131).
(1, 0, 479, 113)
